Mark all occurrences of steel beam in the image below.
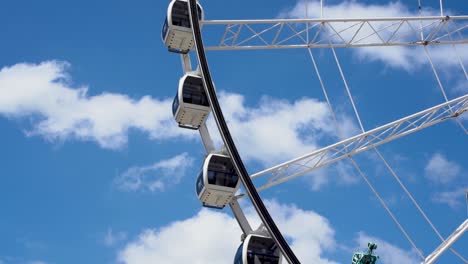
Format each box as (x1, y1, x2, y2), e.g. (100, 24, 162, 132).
(236, 95, 467, 197)
(199, 16, 468, 50)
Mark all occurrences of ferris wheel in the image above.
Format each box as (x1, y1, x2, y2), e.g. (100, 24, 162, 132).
(161, 0, 468, 263)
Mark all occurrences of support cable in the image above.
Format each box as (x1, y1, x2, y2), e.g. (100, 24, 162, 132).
(445, 24, 468, 80)
(330, 46, 366, 132)
(309, 49, 468, 263)
(375, 149, 468, 263)
(439, 0, 444, 17)
(423, 46, 468, 135)
(307, 47, 424, 258)
(418, 0, 467, 135)
(307, 49, 340, 133)
(424, 47, 450, 102)
(320, 0, 324, 18)
(187, 1, 300, 263)
(466, 191, 468, 218)
(305, 0, 309, 44)
(330, 34, 468, 262)
(418, 0, 425, 40)
(349, 158, 426, 260)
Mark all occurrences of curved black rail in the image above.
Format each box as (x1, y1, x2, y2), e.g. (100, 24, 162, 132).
(187, 1, 300, 263)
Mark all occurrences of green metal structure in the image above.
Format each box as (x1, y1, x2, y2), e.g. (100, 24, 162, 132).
(352, 243, 379, 264)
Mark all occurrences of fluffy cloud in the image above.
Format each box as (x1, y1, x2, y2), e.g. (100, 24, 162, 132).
(0, 61, 193, 149)
(432, 187, 467, 208)
(114, 153, 194, 192)
(206, 92, 358, 189)
(424, 153, 461, 184)
(356, 233, 421, 264)
(0, 61, 357, 187)
(0, 61, 359, 190)
(210, 91, 353, 165)
(282, 0, 468, 71)
(118, 201, 339, 264)
(118, 201, 424, 264)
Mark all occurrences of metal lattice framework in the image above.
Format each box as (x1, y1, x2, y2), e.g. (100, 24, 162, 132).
(232, 95, 468, 196)
(200, 16, 468, 50)
(425, 220, 468, 264)
(181, 2, 468, 263)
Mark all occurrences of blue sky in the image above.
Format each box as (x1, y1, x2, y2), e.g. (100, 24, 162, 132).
(0, 0, 467, 263)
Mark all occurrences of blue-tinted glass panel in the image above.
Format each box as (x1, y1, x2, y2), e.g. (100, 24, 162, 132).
(207, 155, 238, 188)
(233, 244, 244, 264)
(182, 76, 209, 106)
(162, 18, 169, 40)
(172, 92, 179, 116)
(196, 170, 204, 195)
(246, 236, 280, 264)
(170, 1, 203, 28)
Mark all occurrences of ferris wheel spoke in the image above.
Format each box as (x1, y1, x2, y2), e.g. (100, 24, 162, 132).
(200, 16, 468, 50)
(240, 95, 467, 194)
(424, 219, 468, 264)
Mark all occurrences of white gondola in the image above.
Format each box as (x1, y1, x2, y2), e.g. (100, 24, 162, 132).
(172, 72, 210, 129)
(233, 234, 282, 264)
(196, 153, 240, 209)
(162, 0, 204, 54)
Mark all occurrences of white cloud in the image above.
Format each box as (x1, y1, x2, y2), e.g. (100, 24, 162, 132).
(424, 153, 461, 184)
(104, 228, 128, 247)
(208, 92, 357, 189)
(210, 92, 355, 165)
(252, 201, 338, 264)
(282, 0, 468, 71)
(0, 61, 359, 190)
(356, 233, 421, 264)
(0, 61, 193, 149)
(304, 161, 358, 191)
(0, 61, 355, 163)
(453, 78, 468, 95)
(118, 210, 241, 264)
(283, 1, 414, 20)
(114, 153, 194, 192)
(118, 201, 339, 264)
(432, 187, 467, 208)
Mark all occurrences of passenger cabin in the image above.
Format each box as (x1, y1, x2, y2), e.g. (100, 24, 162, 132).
(162, 0, 204, 53)
(172, 72, 210, 129)
(233, 234, 282, 264)
(196, 154, 240, 209)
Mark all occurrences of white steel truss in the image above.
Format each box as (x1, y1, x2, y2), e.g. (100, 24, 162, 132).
(235, 95, 467, 197)
(199, 16, 468, 50)
(423, 219, 468, 264)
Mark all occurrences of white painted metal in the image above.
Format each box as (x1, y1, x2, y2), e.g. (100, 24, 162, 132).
(235, 233, 283, 264)
(229, 197, 253, 236)
(235, 95, 467, 197)
(423, 219, 468, 264)
(162, 0, 204, 53)
(423, 45, 468, 135)
(197, 153, 240, 209)
(173, 72, 211, 129)
(350, 158, 426, 260)
(180, 53, 192, 73)
(309, 38, 466, 261)
(199, 123, 215, 154)
(198, 16, 468, 50)
(374, 149, 467, 263)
